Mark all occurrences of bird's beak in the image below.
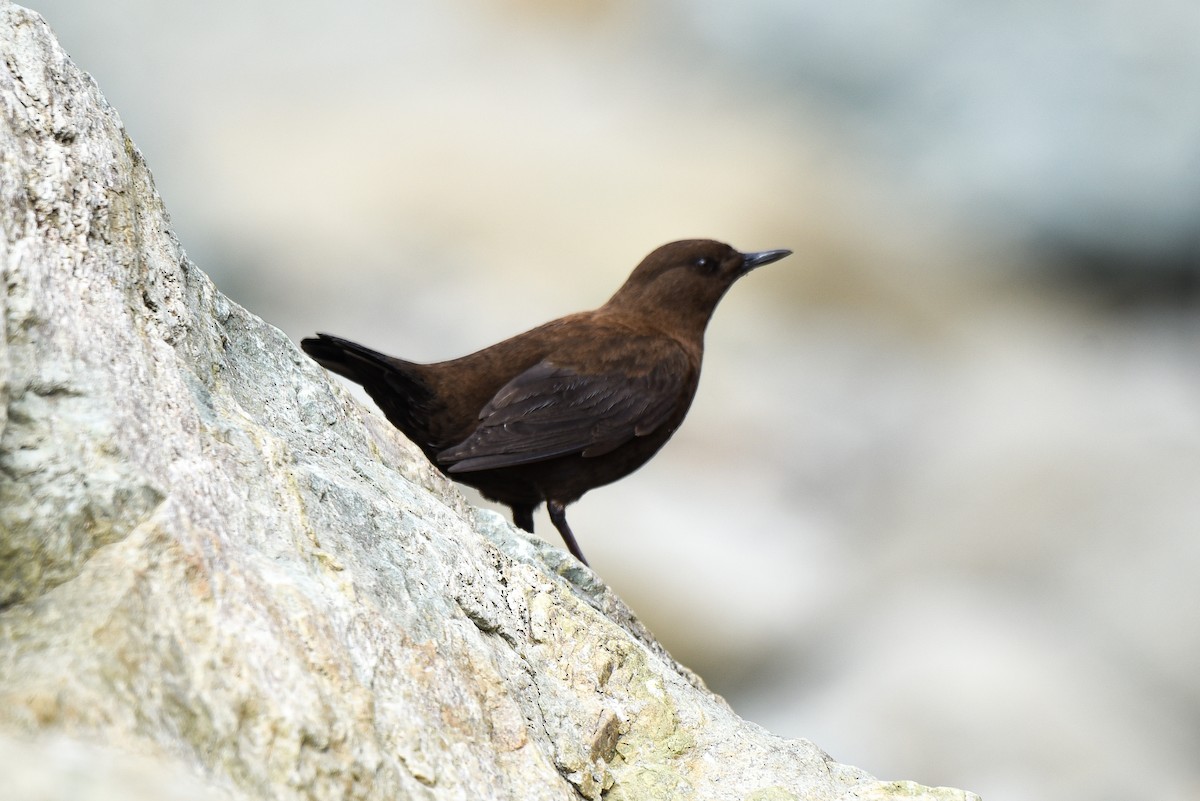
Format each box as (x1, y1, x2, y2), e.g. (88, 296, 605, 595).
(740, 249, 792, 273)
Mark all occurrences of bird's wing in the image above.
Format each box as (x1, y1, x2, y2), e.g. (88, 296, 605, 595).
(437, 353, 691, 473)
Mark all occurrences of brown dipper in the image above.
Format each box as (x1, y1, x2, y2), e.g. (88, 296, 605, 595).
(301, 239, 791, 566)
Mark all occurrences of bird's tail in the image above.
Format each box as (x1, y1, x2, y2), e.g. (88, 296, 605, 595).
(300, 333, 437, 438)
(301, 333, 399, 381)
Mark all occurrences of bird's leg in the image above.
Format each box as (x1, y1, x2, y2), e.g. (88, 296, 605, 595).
(547, 500, 589, 567)
(512, 504, 535, 533)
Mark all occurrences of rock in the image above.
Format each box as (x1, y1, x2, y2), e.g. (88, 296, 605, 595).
(0, 731, 243, 801)
(0, 5, 980, 800)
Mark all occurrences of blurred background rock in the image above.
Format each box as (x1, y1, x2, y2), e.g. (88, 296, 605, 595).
(28, 0, 1200, 798)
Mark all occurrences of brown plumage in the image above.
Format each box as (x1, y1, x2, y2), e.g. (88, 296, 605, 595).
(301, 239, 791, 566)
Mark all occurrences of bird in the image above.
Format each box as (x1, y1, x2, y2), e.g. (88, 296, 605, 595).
(301, 239, 791, 566)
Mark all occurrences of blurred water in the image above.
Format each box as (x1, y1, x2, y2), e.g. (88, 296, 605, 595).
(26, 1, 1200, 798)
(667, 0, 1200, 274)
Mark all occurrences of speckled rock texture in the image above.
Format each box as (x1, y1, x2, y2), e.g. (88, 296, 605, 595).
(0, 5, 979, 800)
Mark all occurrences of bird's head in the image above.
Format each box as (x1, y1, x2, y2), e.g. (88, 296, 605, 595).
(603, 239, 792, 337)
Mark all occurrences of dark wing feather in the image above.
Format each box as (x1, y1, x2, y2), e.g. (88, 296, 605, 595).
(437, 355, 689, 473)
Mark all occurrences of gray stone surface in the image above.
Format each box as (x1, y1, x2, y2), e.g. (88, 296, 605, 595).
(0, 5, 978, 800)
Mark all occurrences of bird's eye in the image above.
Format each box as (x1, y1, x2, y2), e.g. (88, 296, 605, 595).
(692, 256, 716, 272)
